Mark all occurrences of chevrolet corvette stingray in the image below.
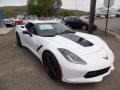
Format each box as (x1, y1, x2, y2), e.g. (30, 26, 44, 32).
(15, 20, 114, 83)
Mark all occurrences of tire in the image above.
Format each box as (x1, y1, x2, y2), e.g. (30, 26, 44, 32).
(116, 14, 120, 18)
(6, 24, 12, 27)
(16, 32, 22, 47)
(93, 26, 97, 31)
(43, 51, 62, 81)
(6, 24, 9, 27)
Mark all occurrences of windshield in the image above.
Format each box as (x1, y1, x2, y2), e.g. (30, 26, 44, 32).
(35, 23, 74, 37)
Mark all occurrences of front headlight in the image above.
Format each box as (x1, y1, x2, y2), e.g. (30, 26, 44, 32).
(58, 48, 87, 65)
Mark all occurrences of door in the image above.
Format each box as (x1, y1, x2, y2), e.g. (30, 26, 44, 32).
(23, 23, 39, 54)
(74, 19, 82, 29)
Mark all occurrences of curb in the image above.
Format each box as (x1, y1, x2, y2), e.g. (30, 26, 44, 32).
(0, 27, 14, 35)
(106, 31, 120, 40)
(98, 28, 120, 40)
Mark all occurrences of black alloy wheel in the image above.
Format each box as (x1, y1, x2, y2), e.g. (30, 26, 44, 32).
(16, 32, 22, 47)
(43, 52, 62, 81)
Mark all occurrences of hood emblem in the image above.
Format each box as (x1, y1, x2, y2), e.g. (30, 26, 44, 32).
(103, 55, 108, 60)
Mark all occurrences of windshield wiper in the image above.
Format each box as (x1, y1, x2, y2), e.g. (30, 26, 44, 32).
(42, 30, 75, 37)
(59, 30, 75, 35)
(43, 33, 58, 37)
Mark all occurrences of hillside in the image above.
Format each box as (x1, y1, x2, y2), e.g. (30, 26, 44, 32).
(59, 9, 88, 16)
(1, 6, 88, 18)
(1, 6, 27, 18)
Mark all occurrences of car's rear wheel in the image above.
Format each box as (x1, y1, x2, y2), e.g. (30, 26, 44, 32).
(16, 32, 22, 47)
(116, 14, 120, 18)
(43, 51, 62, 81)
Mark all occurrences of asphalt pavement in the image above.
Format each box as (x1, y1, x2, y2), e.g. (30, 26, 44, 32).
(95, 17, 120, 38)
(0, 29, 120, 90)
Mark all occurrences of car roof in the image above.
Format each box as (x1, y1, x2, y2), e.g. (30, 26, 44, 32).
(27, 20, 60, 24)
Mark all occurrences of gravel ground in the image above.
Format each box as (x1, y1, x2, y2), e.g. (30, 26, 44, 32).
(0, 29, 120, 90)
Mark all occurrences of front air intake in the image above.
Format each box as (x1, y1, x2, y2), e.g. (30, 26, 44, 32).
(84, 67, 110, 78)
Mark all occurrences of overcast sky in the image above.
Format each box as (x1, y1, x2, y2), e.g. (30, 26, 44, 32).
(0, 0, 120, 11)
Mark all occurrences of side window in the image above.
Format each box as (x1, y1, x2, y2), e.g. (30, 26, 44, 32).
(74, 18, 78, 21)
(70, 18, 74, 22)
(74, 18, 81, 22)
(25, 23, 33, 30)
(25, 23, 37, 35)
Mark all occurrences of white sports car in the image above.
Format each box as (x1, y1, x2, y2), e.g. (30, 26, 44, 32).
(15, 20, 114, 83)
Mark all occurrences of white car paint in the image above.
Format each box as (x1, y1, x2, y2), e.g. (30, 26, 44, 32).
(15, 20, 114, 83)
(96, 8, 118, 18)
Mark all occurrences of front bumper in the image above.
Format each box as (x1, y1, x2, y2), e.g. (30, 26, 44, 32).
(61, 64, 114, 83)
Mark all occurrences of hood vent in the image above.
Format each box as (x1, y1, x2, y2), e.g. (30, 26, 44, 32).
(60, 33, 94, 47)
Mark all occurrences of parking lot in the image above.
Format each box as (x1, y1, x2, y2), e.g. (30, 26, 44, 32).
(0, 29, 120, 90)
(95, 17, 120, 37)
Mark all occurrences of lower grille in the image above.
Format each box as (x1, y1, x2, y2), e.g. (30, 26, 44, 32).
(84, 67, 110, 78)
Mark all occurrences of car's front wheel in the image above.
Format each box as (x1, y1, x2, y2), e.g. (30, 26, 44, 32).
(116, 14, 120, 18)
(16, 32, 22, 47)
(6, 24, 11, 27)
(43, 51, 62, 81)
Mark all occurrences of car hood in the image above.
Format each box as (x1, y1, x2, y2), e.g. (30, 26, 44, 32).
(45, 32, 109, 56)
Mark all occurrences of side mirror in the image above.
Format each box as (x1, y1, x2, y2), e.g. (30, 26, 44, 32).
(23, 31, 33, 37)
(21, 26, 24, 28)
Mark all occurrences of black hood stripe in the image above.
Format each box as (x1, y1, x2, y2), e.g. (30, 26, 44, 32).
(60, 33, 94, 47)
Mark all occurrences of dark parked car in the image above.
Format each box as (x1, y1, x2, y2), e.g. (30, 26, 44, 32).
(3, 19, 15, 27)
(63, 16, 97, 31)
